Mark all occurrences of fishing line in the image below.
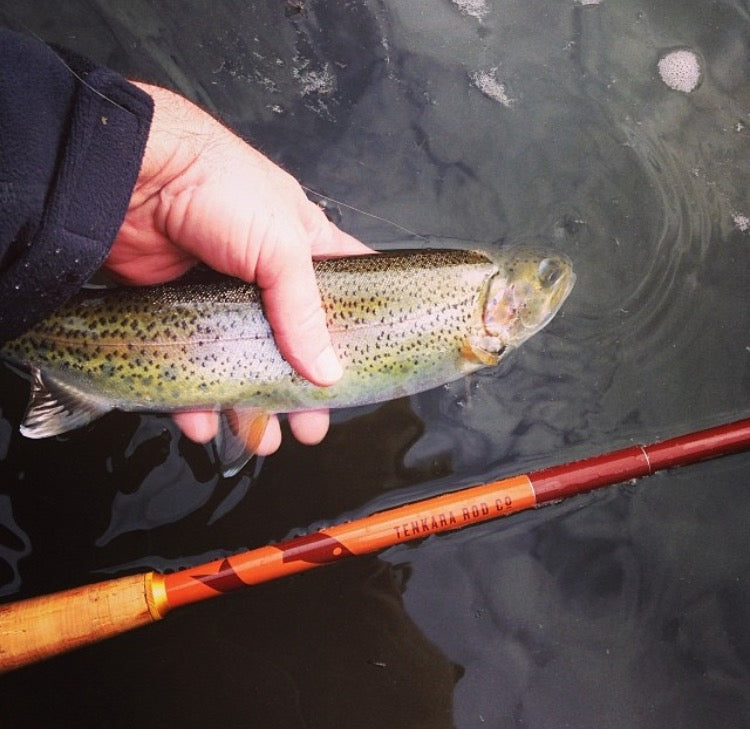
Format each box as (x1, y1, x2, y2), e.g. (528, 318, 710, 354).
(10, 19, 133, 115)
(302, 184, 430, 242)
(9, 17, 431, 244)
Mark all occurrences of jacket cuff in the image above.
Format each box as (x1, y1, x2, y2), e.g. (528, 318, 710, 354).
(0, 69, 153, 341)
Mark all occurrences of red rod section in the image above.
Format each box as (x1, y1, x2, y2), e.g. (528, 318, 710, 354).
(530, 418, 750, 504)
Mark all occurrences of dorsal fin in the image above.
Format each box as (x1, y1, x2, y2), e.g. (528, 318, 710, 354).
(20, 366, 113, 438)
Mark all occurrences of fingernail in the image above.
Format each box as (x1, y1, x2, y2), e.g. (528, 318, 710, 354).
(313, 346, 344, 385)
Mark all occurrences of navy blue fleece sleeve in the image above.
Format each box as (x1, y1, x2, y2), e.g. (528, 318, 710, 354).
(0, 28, 153, 341)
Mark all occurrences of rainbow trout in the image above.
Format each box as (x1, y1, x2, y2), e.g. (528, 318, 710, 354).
(1, 248, 574, 474)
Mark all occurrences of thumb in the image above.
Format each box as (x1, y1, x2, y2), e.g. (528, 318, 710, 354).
(258, 246, 343, 386)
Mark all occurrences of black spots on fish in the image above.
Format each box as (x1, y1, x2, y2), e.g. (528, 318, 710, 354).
(0, 251, 500, 413)
(163, 370, 179, 383)
(315, 249, 489, 277)
(95, 362, 116, 378)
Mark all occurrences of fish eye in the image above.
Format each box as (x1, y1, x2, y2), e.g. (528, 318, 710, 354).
(537, 258, 562, 288)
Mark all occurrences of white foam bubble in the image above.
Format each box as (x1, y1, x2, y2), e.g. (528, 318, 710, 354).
(451, 0, 489, 19)
(657, 49, 702, 93)
(733, 213, 750, 232)
(293, 62, 337, 97)
(471, 68, 514, 107)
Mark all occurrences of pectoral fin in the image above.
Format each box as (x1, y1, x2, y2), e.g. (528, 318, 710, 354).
(214, 408, 270, 478)
(20, 366, 113, 438)
(461, 337, 504, 366)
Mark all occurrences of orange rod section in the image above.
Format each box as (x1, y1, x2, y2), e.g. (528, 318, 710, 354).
(163, 474, 535, 610)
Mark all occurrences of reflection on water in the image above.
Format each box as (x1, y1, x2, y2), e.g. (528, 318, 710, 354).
(1, 0, 749, 726)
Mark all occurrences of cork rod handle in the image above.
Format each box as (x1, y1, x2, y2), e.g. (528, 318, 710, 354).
(0, 572, 167, 673)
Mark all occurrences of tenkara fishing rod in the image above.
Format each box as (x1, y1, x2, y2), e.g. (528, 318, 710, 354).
(2, 416, 750, 673)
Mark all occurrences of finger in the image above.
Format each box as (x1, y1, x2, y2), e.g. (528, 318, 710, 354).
(259, 203, 373, 386)
(288, 409, 330, 445)
(172, 410, 219, 443)
(302, 205, 374, 258)
(312, 226, 374, 260)
(258, 236, 343, 386)
(255, 415, 282, 456)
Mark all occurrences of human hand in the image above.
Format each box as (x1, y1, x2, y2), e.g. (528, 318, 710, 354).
(105, 82, 371, 454)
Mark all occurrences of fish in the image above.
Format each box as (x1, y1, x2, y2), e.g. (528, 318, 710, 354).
(0, 247, 575, 475)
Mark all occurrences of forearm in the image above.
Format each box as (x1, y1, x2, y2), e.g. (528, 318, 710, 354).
(0, 28, 153, 342)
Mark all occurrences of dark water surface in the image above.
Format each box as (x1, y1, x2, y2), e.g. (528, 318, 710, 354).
(1, 1, 749, 726)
